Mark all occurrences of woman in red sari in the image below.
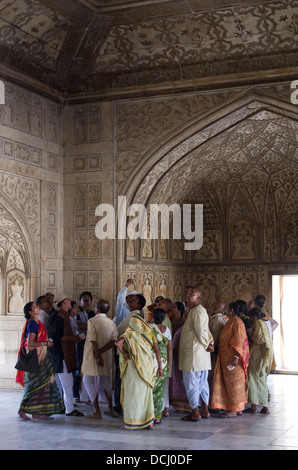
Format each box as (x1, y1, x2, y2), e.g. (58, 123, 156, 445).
(16, 301, 64, 420)
(210, 300, 249, 418)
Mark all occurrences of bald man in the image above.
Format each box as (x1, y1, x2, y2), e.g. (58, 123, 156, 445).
(209, 301, 228, 347)
(179, 289, 214, 421)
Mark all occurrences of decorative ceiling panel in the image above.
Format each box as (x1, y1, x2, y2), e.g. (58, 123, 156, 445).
(0, 0, 297, 99)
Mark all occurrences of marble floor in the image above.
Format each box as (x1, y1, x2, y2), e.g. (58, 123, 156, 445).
(0, 374, 297, 453)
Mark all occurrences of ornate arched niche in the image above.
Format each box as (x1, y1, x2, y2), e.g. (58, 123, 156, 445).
(116, 90, 298, 310)
(0, 194, 38, 316)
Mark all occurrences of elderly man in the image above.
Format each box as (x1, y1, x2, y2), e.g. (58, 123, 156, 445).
(52, 293, 84, 417)
(179, 289, 214, 421)
(81, 299, 118, 419)
(209, 301, 228, 348)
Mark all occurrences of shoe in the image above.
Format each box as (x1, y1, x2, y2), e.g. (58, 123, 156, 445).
(66, 409, 84, 417)
(181, 413, 201, 422)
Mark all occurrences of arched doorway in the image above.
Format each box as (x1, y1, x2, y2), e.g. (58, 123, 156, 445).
(0, 193, 39, 316)
(116, 90, 298, 313)
(0, 191, 39, 388)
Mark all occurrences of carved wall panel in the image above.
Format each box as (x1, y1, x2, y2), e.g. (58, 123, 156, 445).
(73, 183, 102, 259)
(122, 263, 298, 313)
(0, 198, 37, 316)
(73, 270, 102, 304)
(7, 270, 25, 314)
(117, 87, 298, 317)
(73, 103, 102, 144)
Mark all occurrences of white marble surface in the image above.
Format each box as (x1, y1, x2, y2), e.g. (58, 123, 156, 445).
(0, 374, 297, 451)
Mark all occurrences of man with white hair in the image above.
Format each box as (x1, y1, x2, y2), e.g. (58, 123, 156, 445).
(179, 289, 214, 422)
(81, 299, 118, 418)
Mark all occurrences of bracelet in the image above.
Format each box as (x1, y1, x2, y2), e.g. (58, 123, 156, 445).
(233, 356, 239, 359)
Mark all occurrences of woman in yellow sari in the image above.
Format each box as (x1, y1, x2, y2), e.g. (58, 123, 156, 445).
(116, 295, 162, 430)
(210, 300, 250, 418)
(244, 307, 273, 414)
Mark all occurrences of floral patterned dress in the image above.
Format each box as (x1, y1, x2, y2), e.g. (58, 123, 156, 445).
(151, 324, 170, 420)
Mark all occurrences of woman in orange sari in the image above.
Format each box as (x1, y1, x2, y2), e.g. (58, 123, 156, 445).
(210, 300, 249, 418)
(16, 301, 64, 420)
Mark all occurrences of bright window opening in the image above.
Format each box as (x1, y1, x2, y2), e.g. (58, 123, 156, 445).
(272, 275, 298, 373)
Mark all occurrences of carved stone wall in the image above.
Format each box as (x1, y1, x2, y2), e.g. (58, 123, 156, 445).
(0, 77, 298, 389)
(63, 101, 114, 309)
(115, 83, 298, 313)
(0, 80, 63, 389)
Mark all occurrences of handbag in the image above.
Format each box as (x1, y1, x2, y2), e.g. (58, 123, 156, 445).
(14, 346, 39, 373)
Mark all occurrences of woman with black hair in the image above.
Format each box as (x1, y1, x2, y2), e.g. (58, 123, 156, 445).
(16, 301, 64, 420)
(168, 301, 190, 413)
(151, 308, 172, 424)
(116, 294, 163, 430)
(244, 307, 273, 415)
(210, 300, 250, 418)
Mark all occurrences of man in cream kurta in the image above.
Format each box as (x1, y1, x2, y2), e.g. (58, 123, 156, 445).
(179, 289, 214, 421)
(81, 299, 118, 418)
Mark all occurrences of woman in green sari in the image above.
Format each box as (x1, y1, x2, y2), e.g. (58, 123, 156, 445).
(116, 295, 163, 430)
(245, 307, 273, 415)
(151, 308, 172, 424)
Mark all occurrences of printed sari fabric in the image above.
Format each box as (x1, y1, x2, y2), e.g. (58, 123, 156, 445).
(247, 319, 273, 406)
(17, 320, 64, 416)
(120, 314, 157, 429)
(151, 324, 168, 419)
(210, 315, 249, 412)
(169, 326, 191, 412)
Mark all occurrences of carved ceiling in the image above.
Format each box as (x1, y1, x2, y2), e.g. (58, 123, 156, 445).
(148, 108, 298, 230)
(0, 0, 298, 100)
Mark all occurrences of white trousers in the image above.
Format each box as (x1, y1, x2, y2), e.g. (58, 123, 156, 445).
(182, 370, 209, 410)
(83, 375, 112, 403)
(57, 360, 74, 414)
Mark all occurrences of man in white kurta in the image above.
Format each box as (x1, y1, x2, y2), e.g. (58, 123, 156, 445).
(179, 289, 214, 421)
(81, 299, 118, 418)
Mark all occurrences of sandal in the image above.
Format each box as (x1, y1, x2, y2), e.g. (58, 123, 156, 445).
(18, 412, 31, 420)
(260, 408, 270, 415)
(218, 412, 237, 418)
(87, 412, 102, 419)
(104, 410, 119, 418)
(66, 409, 84, 417)
(181, 413, 201, 422)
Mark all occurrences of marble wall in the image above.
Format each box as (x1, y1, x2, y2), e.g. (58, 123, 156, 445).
(0, 78, 298, 388)
(0, 81, 64, 388)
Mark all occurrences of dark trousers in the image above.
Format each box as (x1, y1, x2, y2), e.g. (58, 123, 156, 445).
(113, 346, 122, 414)
(73, 340, 85, 398)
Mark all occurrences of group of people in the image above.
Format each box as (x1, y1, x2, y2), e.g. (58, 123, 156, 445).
(16, 281, 277, 431)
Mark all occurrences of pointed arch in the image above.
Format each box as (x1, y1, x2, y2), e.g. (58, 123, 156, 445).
(116, 88, 298, 292)
(0, 190, 39, 315)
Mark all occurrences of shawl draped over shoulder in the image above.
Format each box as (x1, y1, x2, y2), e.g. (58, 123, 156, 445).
(120, 314, 156, 389)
